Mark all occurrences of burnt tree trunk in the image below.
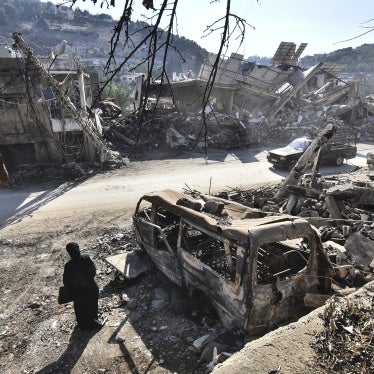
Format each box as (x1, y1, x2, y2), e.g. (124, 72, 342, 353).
(275, 123, 337, 199)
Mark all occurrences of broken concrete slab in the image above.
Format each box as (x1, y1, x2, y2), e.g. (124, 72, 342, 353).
(344, 232, 374, 270)
(323, 240, 347, 260)
(105, 250, 151, 279)
(193, 334, 217, 351)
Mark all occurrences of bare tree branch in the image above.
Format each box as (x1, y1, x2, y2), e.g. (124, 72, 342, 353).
(334, 27, 374, 44)
(360, 18, 374, 24)
(68, 0, 255, 157)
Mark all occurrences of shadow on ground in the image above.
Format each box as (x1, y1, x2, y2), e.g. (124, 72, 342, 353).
(0, 177, 90, 229)
(36, 326, 98, 374)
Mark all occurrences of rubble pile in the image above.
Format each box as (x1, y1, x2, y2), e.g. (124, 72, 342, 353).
(314, 298, 373, 373)
(98, 48, 374, 153)
(223, 168, 374, 291)
(102, 110, 257, 154)
(227, 168, 373, 219)
(258, 106, 347, 146)
(101, 77, 371, 153)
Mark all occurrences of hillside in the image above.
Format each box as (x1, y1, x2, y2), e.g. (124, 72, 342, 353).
(246, 43, 374, 73)
(0, 0, 208, 76)
(1, 0, 373, 76)
(300, 43, 374, 72)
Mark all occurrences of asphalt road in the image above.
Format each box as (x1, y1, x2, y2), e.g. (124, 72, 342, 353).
(0, 143, 373, 226)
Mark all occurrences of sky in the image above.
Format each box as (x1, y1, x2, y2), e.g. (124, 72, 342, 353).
(44, 0, 374, 58)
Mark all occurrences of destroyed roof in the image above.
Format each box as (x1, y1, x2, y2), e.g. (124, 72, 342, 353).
(148, 79, 237, 91)
(137, 189, 317, 243)
(320, 63, 345, 76)
(271, 42, 308, 66)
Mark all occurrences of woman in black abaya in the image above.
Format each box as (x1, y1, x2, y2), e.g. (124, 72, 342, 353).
(63, 242, 101, 329)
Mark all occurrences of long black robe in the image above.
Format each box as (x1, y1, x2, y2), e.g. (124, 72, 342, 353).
(63, 253, 99, 329)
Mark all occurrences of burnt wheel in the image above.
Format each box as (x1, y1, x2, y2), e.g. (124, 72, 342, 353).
(335, 155, 344, 166)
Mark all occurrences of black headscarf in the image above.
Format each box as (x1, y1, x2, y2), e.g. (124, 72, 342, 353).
(66, 242, 81, 260)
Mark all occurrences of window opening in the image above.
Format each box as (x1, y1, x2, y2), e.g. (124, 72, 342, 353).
(181, 223, 237, 282)
(155, 207, 180, 251)
(257, 238, 310, 284)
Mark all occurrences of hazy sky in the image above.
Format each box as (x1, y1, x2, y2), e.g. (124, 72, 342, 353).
(45, 0, 374, 58)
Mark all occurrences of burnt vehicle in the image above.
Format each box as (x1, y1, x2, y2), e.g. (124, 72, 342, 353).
(133, 189, 333, 336)
(267, 133, 357, 170)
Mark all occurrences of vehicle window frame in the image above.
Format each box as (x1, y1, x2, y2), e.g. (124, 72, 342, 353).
(178, 218, 244, 285)
(288, 138, 310, 150)
(134, 200, 176, 254)
(252, 232, 316, 286)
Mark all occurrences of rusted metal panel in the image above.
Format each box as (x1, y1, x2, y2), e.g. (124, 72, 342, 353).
(177, 248, 247, 331)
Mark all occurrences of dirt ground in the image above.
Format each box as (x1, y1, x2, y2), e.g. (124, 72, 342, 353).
(0, 211, 223, 374)
(0, 164, 372, 374)
(0, 169, 250, 374)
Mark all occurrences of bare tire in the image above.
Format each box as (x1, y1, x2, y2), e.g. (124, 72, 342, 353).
(335, 155, 344, 166)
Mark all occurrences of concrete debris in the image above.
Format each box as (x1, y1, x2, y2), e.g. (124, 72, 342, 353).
(193, 334, 217, 351)
(200, 341, 229, 363)
(103, 75, 367, 154)
(344, 232, 374, 270)
(99, 42, 374, 155)
(102, 110, 255, 153)
(223, 169, 373, 291)
(105, 250, 151, 279)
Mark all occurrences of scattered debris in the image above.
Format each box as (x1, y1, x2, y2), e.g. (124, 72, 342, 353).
(105, 250, 152, 279)
(314, 296, 373, 373)
(220, 166, 373, 294)
(101, 42, 374, 155)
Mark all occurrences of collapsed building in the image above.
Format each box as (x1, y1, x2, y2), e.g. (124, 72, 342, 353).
(0, 33, 109, 169)
(106, 42, 373, 151)
(1, 37, 372, 165)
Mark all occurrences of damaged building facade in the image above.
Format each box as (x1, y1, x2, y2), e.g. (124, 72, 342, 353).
(0, 35, 104, 169)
